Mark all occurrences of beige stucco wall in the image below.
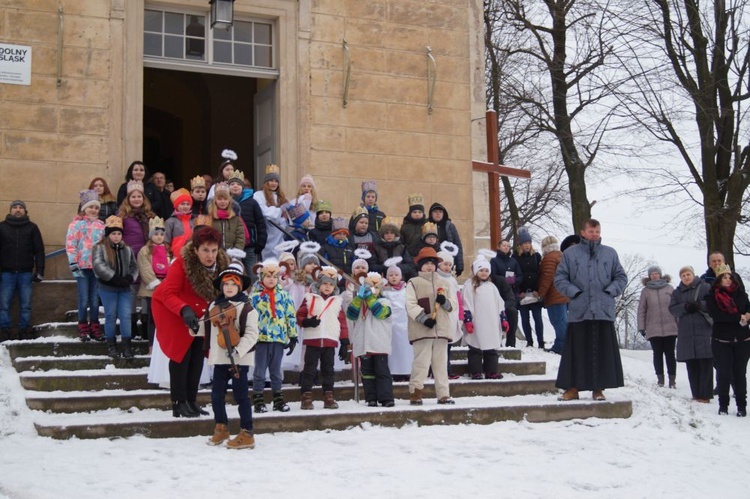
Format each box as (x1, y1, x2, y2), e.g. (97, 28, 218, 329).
(0, 0, 487, 277)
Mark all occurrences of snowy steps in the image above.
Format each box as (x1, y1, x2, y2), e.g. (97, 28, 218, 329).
(8, 328, 632, 439)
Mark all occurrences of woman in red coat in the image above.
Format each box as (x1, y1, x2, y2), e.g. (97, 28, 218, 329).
(153, 226, 229, 417)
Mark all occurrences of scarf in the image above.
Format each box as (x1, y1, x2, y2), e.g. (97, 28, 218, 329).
(646, 279, 669, 290)
(365, 204, 379, 214)
(326, 234, 348, 248)
(714, 284, 739, 314)
(388, 281, 406, 291)
(216, 209, 230, 220)
(260, 285, 277, 318)
(315, 217, 332, 231)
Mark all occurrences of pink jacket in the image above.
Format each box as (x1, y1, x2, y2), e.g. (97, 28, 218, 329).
(66, 215, 105, 270)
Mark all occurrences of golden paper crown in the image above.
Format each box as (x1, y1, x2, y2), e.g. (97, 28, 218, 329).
(227, 170, 245, 184)
(194, 215, 212, 228)
(381, 216, 401, 230)
(214, 182, 231, 196)
(408, 193, 424, 207)
(126, 180, 144, 194)
(190, 175, 206, 190)
(105, 215, 123, 230)
(265, 164, 280, 175)
(421, 221, 438, 237)
(149, 216, 165, 232)
(715, 264, 733, 279)
(351, 205, 368, 220)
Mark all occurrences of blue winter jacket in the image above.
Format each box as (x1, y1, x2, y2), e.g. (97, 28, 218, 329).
(554, 238, 627, 323)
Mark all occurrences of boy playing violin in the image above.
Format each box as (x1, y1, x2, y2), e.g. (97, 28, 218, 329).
(205, 260, 259, 449)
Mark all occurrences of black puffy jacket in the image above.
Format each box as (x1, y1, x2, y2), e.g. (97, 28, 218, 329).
(0, 215, 45, 275)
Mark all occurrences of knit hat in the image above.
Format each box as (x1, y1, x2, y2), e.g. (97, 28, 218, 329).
(386, 264, 402, 280)
(299, 174, 316, 190)
(714, 264, 732, 280)
(278, 252, 296, 266)
(541, 235, 559, 255)
(352, 248, 371, 275)
(518, 226, 532, 245)
(408, 193, 424, 213)
(421, 222, 438, 240)
(263, 164, 280, 184)
(314, 266, 341, 286)
(126, 180, 144, 194)
(379, 216, 401, 237)
(647, 266, 662, 278)
(170, 188, 192, 209)
(361, 180, 377, 201)
(472, 255, 491, 274)
(288, 203, 310, 225)
(9, 200, 26, 211)
(190, 175, 206, 190)
(298, 241, 321, 269)
(331, 217, 349, 236)
(560, 234, 581, 252)
(227, 170, 245, 186)
(414, 247, 442, 267)
(149, 216, 166, 238)
(436, 250, 454, 267)
(104, 215, 123, 236)
(79, 190, 100, 212)
(678, 265, 695, 276)
(213, 182, 231, 198)
(213, 259, 251, 291)
(315, 199, 332, 214)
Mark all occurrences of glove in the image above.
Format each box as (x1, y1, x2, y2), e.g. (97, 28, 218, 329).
(286, 337, 298, 356)
(638, 330, 646, 338)
(502, 319, 509, 333)
(33, 274, 43, 283)
(300, 316, 321, 328)
(357, 285, 371, 299)
(338, 338, 350, 363)
(422, 318, 437, 329)
(180, 306, 200, 333)
(464, 322, 474, 334)
(684, 302, 699, 313)
(435, 293, 446, 305)
(455, 269, 462, 277)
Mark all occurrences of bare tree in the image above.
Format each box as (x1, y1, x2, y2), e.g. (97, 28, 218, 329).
(615, 253, 654, 349)
(483, 0, 571, 244)
(615, 0, 750, 268)
(491, 0, 632, 231)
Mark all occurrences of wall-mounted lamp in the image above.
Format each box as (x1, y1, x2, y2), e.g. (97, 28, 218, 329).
(209, 0, 235, 30)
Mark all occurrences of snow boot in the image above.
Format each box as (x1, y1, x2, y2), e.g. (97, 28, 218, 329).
(188, 401, 209, 416)
(367, 400, 378, 407)
(668, 375, 676, 389)
(300, 391, 314, 410)
(89, 322, 104, 342)
(738, 407, 747, 418)
(252, 393, 267, 413)
(207, 424, 230, 446)
(172, 401, 199, 418)
(131, 317, 141, 341)
(121, 337, 135, 359)
(592, 389, 606, 401)
(438, 396, 455, 405)
(139, 313, 149, 341)
(0, 328, 10, 343)
(77, 322, 91, 342)
(656, 374, 665, 387)
(410, 388, 423, 406)
(106, 338, 120, 358)
(718, 406, 729, 415)
(558, 388, 579, 401)
(272, 391, 290, 412)
(226, 429, 255, 449)
(323, 391, 339, 409)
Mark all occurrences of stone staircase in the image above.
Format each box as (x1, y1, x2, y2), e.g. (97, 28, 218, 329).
(3, 321, 632, 440)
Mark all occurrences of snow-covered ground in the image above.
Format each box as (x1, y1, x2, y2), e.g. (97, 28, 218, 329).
(1, 344, 748, 498)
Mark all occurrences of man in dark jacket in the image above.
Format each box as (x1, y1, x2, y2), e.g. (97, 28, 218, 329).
(428, 203, 464, 276)
(490, 239, 523, 347)
(0, 200, 45, 341)
(228, 171, 267, 283)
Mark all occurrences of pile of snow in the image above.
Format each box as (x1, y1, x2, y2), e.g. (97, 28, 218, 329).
(0, 345, 748, 497)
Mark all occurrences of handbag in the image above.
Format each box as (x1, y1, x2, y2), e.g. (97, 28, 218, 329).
(693, 285, 713, 326)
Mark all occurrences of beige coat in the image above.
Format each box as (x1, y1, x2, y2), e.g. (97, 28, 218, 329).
(204, 300, 259, 367)
(406, 271, 457, 343)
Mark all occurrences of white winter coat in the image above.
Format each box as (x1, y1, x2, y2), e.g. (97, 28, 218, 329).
(253, 190, 288, 261)
(205, 300, 259, 367)
(462, 280, 504, 351)
(383, 285, 413, 375)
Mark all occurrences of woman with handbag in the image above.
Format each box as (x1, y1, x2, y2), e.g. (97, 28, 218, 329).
(668, 266, 713, 402)
(637, 265, 679, 387)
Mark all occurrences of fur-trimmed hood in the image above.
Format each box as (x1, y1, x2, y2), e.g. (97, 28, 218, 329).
(642, 275, 671, 288)
(181, 241, 229, 302)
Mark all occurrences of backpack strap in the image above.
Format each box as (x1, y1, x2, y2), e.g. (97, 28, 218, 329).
(238, 301, 254, 337)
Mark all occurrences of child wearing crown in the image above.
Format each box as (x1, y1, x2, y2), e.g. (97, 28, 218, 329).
(165, 188, 195, 257)
(93, 216, 139, 359)
(190, 175, 209, 216)
(249, 259, 298, 413)
(347, 272, 394, 407)
(253, 164, 289, 260)
(401, 193, 427, 258)
(382, 260, 413, 382)
(418, 222, 441, 253)
(296, 266, 349, 409)
(228, 170, 267, 282)
(204, 261, 259, 449)
(374, 217, 416, 280)
(209, 182, 246, 259)
(322, 217, 355, 276)
(137, 216, 172, 349)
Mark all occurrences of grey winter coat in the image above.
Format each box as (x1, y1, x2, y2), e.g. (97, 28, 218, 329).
(637, 277, 678, 339)
(669, 279, 713, 361)
(554, 237, 627, 323)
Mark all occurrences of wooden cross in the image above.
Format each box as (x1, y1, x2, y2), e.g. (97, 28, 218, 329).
(472, 109, 531, 249)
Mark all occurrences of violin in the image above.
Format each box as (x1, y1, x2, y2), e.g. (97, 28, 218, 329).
(209, 301, 241, 378)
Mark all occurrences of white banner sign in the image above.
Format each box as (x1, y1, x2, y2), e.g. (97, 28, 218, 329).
(0, 43, 31, 86)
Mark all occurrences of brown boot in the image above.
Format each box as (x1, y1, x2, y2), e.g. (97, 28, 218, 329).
(410, 388, 423, 406)
(226, 429, 255, 449)
(207, 424, 229, 446)
(558, 388, 579, 401)
(323, 391, 339, 409)
(300, 391, 314, 410)
(592, 389, 606, 401)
